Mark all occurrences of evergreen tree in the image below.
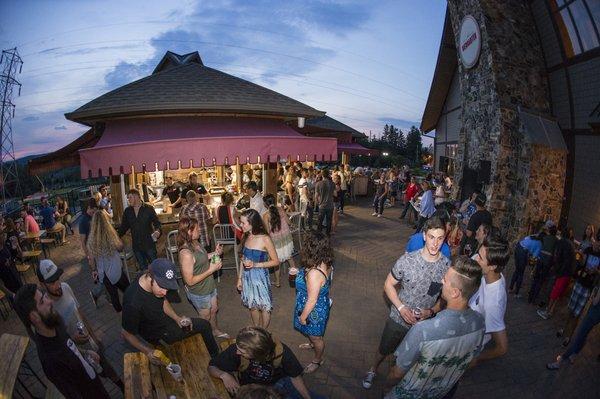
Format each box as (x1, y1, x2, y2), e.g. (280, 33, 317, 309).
(397, 128, 406, 155)
(382, 124, 390, 143)
(388, 124, 399, 149)
(406, 126, 423, 164)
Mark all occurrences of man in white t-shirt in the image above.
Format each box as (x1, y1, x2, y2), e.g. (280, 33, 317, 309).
(469, 234, 510, 362)
(245, 181, 267, 216)
(298, 169, 314, 229)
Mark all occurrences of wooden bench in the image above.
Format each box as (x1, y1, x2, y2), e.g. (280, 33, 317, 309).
(124, 334, 228, 399)
(45, 383, 65, 399)
(0, 334, 33, 398)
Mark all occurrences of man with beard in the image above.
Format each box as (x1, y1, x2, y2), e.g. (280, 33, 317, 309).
(13, 284, 111, 399)
(384, 256, 485, 398)
(362, 217, 451, 389)
(36, 259, 124, 391)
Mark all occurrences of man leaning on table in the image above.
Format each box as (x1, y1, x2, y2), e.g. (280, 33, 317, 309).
(120, 258, 219, 364)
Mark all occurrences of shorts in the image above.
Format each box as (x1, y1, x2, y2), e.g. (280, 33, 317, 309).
(186, 288, 217, 310)
(549, 276, 571, 300)
(378, 318, 410, 356)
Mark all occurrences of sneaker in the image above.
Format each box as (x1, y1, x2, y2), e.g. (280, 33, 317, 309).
(377, 214, 381, 218)
(89, 291, 98, 308)
(362, 370, 376, 389)
(514, 293, 522, 299)
(537, 309, 551, 320)
(371, 212, 378, 216)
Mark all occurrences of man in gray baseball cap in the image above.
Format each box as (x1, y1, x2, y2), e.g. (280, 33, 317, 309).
(120, 258, 219, 362)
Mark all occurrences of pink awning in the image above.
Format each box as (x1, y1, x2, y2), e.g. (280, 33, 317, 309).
(338, 143, 379, 156)
(79, 117, 338, 177)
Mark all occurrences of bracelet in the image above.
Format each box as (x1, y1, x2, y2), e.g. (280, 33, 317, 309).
(397, 304, 405, 312)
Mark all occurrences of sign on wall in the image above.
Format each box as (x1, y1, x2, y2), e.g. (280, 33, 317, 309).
(459, 15, 481, 69)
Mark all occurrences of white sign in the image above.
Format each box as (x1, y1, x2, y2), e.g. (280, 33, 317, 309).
(459, 15, 481, 69)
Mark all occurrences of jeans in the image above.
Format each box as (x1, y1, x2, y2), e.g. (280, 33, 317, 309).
(415, 215, 427, 232)
(273, 376, 326, 399)
(529, 252, 553, 304)
(373, 195, 385, 215)
(156, 317, 220, 358)
(400, 200, 413, 219)
(510, 244, 528, 295)
(338, 190, 346, 212)
(103, 271, 130, 312)
(133, 247, 158, 270)
(316, 208, 334, 236)
(563, 300, 600, 359)
(300, 200, 313, 230)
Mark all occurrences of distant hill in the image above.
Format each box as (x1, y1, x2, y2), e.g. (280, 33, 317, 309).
(16, 154, 45, 165)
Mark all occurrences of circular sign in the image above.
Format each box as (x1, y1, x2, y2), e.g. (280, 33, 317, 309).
(459, 15, 481, 69)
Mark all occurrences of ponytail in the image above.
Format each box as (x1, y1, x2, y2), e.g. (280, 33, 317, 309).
(263, 194, 281, 233)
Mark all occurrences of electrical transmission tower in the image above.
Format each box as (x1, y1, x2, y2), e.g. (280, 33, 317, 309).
(0, 48, 23, 214)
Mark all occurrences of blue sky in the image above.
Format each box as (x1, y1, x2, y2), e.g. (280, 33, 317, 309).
(0, 0, 446, 158)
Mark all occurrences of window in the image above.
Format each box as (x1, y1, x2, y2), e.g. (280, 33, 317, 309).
(550, 0, 600, 58)
(446, 144, 458, 159)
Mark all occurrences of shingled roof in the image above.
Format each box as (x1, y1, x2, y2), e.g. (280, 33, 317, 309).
(65, 51, 325, 124)
(304, 116, 366, 138)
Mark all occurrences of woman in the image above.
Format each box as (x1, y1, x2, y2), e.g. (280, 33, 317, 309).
(86, 210, 130, 313)
(284, 173, 296, 212)
(388, 170, 398, 206)
(372, 172, 388, 218)
(434, 181, 446, 206)
(331, 174, 341, 233)
(238, 209, 280, 329)
(21, 207, 40, 235)
(399, 176, 418, 220)
(214, 192, 243, 243)
(262, 195, 297, 288)
(447, 216, 463, 257)
(294, 230, 333, 374)
(4, 218, 22, 261)
(178, 216, 228, 339)
(55, 196, 72, 234)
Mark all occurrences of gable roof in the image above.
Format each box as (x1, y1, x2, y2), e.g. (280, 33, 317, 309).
(302, 116, 366, 138)
(420, 10, 458, 133)
(65, 51, 325, 124)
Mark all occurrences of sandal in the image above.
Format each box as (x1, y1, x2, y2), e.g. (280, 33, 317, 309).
(303, 359, 324, 374)
(298, 342, 314, 350)
(214, 331, 230, 339)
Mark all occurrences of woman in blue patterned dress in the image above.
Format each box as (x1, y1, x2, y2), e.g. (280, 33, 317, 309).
(237, 209, 280, 329)
(294, 230, 333, 374)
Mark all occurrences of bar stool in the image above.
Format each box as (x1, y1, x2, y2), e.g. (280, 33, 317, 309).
(16, 259, 38, 284)
(212, 224, 239, 282)
(40, 238, 56, 258)
(120, 248, 136, 282)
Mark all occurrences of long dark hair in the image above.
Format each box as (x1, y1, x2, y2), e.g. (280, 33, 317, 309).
(301, 230, 334, 270)
(263, 194, 281, 233)
(241, 209, 267, 236)
(177, 217, 199, 250)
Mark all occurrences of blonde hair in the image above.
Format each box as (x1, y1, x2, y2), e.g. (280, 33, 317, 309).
(93, 191, 102, 205)
(87, 210, 121, 259)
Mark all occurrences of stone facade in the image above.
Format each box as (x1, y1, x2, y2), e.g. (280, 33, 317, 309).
(448, 0, 567, 240)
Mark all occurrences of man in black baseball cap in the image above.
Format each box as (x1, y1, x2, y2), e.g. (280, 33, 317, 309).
(121, 259, 219, 363)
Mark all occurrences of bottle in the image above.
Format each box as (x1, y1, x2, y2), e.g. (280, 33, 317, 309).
(86, 353, 103, 374)
(153, 349, 171, 366)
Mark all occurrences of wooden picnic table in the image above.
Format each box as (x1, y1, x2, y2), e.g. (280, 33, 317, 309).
(0, 333, 46, 399)
(124, 334, 228, 399)
(25, 229, 46, 240)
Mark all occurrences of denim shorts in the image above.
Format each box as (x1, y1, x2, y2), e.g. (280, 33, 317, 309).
(187, 289, 217, 310)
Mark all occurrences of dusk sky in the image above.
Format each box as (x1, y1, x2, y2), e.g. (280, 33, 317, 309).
(0, 0, 446, 159)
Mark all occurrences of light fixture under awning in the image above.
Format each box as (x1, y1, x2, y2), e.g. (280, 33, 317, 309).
(519, 108, 566, 151)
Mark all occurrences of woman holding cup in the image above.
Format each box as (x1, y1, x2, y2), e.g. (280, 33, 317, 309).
(178, 217, 228, 339)
(238, 209, 280, 329)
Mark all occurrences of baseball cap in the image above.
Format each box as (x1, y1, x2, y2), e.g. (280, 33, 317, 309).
(36, 259, 63, 283)
(149, 258, 179, 290)
(544, 220, 556, 229)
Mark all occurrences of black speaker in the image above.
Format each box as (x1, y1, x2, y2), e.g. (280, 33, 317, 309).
(477, 160, 491, 184)
(439, 156, 449, 173)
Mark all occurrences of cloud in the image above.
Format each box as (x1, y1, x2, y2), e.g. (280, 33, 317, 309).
(22, 116, 39, 122)
(102, 0, 371, 90)
(377, 117, 420, 129)
(54, 125, 67, 130)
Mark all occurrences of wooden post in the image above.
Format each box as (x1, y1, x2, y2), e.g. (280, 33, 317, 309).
(235, 163, 243, 192)
(341, 151, 348, 165)
(264, 163, 278, 199)
(110, 175, 124, 224)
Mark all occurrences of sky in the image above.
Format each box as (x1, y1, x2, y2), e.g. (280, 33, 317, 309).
(0, 0, 446, 159)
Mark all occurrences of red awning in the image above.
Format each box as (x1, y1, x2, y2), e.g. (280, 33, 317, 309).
(337, 143, 379, 156)
(79, 117, 338, 177)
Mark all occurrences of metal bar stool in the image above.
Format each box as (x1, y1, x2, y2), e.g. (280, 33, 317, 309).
(212, 224, 240, 282)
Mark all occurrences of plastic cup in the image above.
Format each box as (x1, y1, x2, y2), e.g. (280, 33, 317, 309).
(166, 363, 183, 382)
(180, 317, 192, 332)
(413, 308, 422, 320)
(288, 267, 298, 288)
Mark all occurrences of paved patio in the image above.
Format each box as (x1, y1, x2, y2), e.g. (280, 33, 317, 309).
(1, 198, 598, 398)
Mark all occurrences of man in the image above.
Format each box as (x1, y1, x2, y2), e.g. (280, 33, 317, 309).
(13, 284, 111, 399)
(314, 169, 335, 236)
(208, 326, 313, 399)
(97, 185, 113, 219)
(118, 189, 161, 270)
(414, 181, 435, 232)
(470, 234, 510, 362)
(180, 190, 212, 251)
(384, 256, 485, 399)
(362, 217, 450, 389)
(163, 176, 181, 208)
(298, 168, 314, 230)
(171, 171, 207, 208)
(529, 222, 558, 305)
(245, 181, 267, 216)
(121, 258, 219, 363)
(39, 196, 67, 245)
(37, 259, 124, 391)
(79, 199, 105, 306)
(460, 193, 492, 253)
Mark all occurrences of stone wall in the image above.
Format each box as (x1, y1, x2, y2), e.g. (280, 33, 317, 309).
(448, 0, 566, 240)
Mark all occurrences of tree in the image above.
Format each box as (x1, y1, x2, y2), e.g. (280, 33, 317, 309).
(406, 125, 423, 164)
(397, 128, 406, 155)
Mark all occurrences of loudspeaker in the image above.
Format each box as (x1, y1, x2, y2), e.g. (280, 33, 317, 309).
(461, 167, 480, 202)
(439, 156, 450, 173)
(477, 160, 491, 184)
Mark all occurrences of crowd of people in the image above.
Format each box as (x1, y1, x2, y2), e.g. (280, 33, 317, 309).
(1, 163, 599, 399)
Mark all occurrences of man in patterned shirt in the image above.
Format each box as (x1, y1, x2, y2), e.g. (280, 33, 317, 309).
(180, 190, 212, 251)
(384, 256, 485, 399)
(362, 217, 451, 389)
